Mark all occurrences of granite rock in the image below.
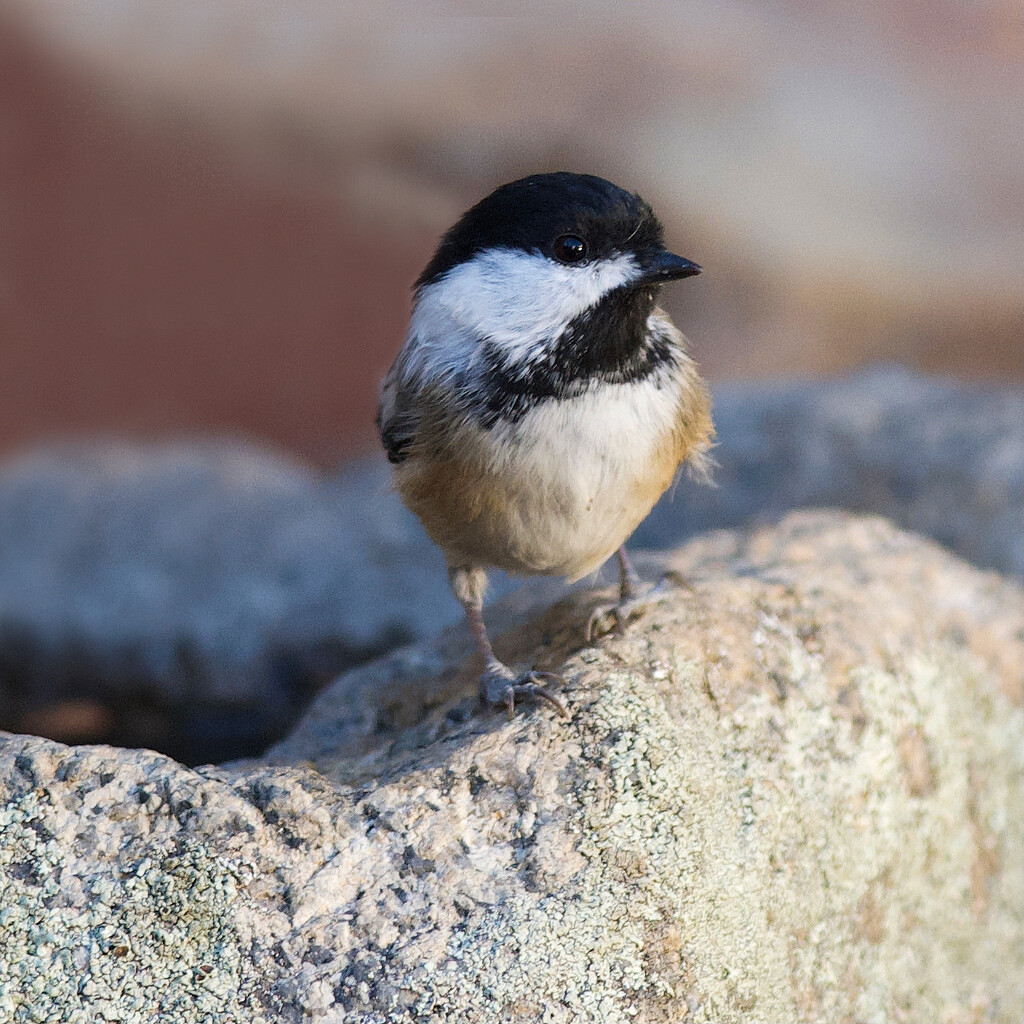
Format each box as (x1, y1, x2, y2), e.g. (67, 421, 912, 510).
(1, 512, 1021, 1023)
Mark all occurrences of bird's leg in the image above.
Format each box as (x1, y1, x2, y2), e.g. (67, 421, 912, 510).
(617, 545, 643, 601)
(586, 545, 684, 642)
(449, 566, 568, 718)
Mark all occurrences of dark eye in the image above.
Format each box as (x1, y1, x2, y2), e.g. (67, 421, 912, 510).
(554, 234, 587, 264)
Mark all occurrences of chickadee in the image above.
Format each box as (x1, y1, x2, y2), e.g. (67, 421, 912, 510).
(378, 172, 713, 716)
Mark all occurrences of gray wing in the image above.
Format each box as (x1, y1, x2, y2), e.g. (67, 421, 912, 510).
(378, 313, 476, 464)
(376, 352, 421, 465)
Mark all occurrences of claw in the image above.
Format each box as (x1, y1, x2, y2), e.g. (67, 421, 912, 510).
(586, 572, 686, 643)
(480, 663, 569, 719)
(518, 676, 569, 718)
(587, 600, 636, 642)
(586, 604, 621, 643)
(659, 568, 695, 592)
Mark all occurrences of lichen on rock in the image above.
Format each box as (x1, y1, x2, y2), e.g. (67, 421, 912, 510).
(1, 511, 1022, 1023)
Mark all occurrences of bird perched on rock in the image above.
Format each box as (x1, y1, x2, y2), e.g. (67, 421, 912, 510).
(378, 172, 713, 716)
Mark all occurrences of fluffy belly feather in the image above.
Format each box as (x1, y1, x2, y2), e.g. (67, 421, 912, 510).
(395, 368, 711, 581)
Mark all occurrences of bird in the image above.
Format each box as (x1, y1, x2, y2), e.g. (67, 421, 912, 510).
(377, 171, 713, 717)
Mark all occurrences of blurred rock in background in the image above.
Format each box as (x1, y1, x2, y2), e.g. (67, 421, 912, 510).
(1, 369, 1019, 764)
(1, 1, 1021, 464)
(639, 366, 1024, 580)
(0, 441, 448, 763)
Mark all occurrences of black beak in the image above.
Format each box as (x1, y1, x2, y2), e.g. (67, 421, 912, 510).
(635, 249, 702, 286)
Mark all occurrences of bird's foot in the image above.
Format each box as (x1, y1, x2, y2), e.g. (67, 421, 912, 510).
(586, 571, 688, 643)
(479, 660, 569, 719)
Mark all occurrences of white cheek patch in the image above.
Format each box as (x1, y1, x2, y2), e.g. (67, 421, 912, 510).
(400, 300, 481, 387)
(415, 247, 639, 364)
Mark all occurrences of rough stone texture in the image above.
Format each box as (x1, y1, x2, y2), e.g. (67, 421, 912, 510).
(1, 512, 1021, 1023)
(1, 368, 1019, 761)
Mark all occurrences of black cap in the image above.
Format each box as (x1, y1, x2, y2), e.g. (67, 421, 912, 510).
(417, 172, 669, 289)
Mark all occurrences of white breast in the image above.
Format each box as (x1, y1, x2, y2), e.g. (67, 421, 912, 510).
(478, 372, 684, 580)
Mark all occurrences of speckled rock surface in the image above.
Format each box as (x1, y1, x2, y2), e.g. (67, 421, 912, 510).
(1, 512, 1021, 1023)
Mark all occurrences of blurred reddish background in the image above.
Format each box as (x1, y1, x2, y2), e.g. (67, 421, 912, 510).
(1, 1, 1021, 466)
